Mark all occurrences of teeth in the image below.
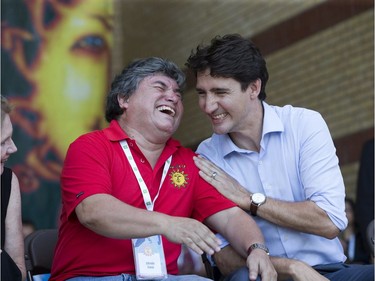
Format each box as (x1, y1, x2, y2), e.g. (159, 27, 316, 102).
(212, 113, 227, 119)
(157, 106, 175, 117)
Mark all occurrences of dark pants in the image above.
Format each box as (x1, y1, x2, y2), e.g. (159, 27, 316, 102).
(223, 262, 374, 281)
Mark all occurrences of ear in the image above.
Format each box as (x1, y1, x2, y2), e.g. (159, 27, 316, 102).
(248, 79, 261, 100)
(118, 96, 129, 109)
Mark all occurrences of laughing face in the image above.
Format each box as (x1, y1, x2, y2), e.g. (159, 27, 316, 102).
(124, 75, 184, 138)
(1, 114, 18, 175)
(195, 69, 256, 135)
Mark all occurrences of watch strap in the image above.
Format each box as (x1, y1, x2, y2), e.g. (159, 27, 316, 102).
(247, 243, 269, 256)
(250, 198, 258, 216)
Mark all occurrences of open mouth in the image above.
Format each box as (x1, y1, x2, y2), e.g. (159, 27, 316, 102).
(212, 113, 228, 120)
(157, 105, 176, 117)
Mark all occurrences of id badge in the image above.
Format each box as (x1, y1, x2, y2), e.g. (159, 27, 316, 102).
(132, 235, 168, 280)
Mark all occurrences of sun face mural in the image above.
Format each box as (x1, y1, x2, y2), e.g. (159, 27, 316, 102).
(1, 0, 114, 228)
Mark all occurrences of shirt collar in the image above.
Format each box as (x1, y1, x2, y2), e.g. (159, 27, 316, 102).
(103, 120, 181, 148)
(103, 120, 130, 141)
(262, 101, 284, 135)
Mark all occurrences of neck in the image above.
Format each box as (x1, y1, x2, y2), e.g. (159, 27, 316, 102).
(119, 121, 167, 168)
(229, 103, 264, 152)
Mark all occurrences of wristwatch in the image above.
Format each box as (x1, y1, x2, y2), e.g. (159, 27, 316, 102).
(247, 243, 269, 256)
(250, 193, 266, 216)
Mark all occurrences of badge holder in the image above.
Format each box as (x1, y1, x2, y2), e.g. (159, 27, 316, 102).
(121, 140, 170, 280)
(132, 235, 168, 280)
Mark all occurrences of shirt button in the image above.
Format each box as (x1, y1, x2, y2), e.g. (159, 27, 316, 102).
(258, 161, 262, 165)
(140, 158, 145, 163)
(129, 142, 134, 147)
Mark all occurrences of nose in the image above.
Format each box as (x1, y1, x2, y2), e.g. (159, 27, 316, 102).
(8, 139, 17, 155)
(201, 93, 218, 114)
(165, 89, 181, 103)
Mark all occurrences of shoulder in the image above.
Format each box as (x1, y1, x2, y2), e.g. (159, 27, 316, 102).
(269, 104, 327, 133)
(69, 130, 108, 150)
(271, 104, 322, 121)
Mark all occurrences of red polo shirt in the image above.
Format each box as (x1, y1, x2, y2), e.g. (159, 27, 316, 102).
(50, 120, 235, 281)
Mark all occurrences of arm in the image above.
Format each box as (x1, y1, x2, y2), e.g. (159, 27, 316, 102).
(194, 156, 340, 239)
(205, 206, 277, 281)
(76, 193, 221, 256)
(214, 245, 328, 281)
(4, 173, 26, 281)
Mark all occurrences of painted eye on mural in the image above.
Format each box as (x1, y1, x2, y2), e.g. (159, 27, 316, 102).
(70, 34, 108, 55)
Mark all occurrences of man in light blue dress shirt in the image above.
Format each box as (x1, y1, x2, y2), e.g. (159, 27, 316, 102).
(185, 34, 374, 281)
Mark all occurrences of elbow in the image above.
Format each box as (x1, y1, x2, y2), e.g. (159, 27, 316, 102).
(322, 225, 341, 239)
(75, 199, 100, 229)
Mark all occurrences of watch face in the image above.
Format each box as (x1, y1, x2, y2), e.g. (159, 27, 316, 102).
(252, 193, 266, 204)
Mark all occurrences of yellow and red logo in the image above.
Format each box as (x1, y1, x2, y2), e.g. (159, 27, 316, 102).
(170, 165, 189, 189)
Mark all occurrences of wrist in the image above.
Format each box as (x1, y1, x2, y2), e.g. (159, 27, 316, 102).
(247, 243, 269, 256)
(250, 193, 266, 216)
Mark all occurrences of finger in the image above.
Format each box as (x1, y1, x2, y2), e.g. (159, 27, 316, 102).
(248, 263, 259, 281)
(196, 155, 222, 173)
(198, 170, 216, 185)
(185, 230, 221, 256)
(193, 156, 211, 173)
(194, 160, 222, 184)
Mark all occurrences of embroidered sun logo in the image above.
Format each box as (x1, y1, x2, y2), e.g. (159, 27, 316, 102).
(170, 165, 189, 189)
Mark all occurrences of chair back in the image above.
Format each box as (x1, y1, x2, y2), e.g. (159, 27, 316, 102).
(24, 229, 58, 281)
(367, 219, 374, 256)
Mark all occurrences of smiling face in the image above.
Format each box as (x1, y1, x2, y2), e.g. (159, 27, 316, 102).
(1, 114, 17, 175)
(122, 74, 184, 139)
(196, 69, 260, 135)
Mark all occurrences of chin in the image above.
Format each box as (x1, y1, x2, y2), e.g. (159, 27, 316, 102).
(212, 126, 229, 135)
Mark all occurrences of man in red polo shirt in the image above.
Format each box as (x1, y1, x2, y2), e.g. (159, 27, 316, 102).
(50, 57, 276, 281)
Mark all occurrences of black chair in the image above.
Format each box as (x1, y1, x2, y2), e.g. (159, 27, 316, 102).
(201, 254, 223, 281)
(24, 229, 58, 281)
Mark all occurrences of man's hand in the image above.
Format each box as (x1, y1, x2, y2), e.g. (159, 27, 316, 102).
(163, 216, 222, 256)
(247, 249, 277, 281)
(194, 155, 250, 209)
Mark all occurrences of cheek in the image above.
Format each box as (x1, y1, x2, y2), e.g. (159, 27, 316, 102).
(0, 147, 6, 159)
(198, 98, 206, 110)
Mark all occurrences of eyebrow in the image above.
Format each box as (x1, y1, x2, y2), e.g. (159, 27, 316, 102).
(152, 80, 182, 93)
(92, 15, 114, 31)
(196, 87, 230, 92)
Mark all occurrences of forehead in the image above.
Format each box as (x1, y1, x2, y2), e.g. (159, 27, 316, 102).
(196, 70, 239, 89)
(1, 114, 13, 140)
(142, 74, 178, 87)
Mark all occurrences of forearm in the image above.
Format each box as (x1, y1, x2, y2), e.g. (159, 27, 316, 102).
(206, 207, 265, 258)
(270, 256, 298, 280)
(76, 194, 170, 239)
(256, 199, 339, 239)
(225, 209, 265, 258)
(239, 194, 339, 239)
(5, 175, 26, 280)
(76, 194, 221, 256)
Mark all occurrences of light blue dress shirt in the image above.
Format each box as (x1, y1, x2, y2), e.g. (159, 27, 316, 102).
(197, 102, 347, 266)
